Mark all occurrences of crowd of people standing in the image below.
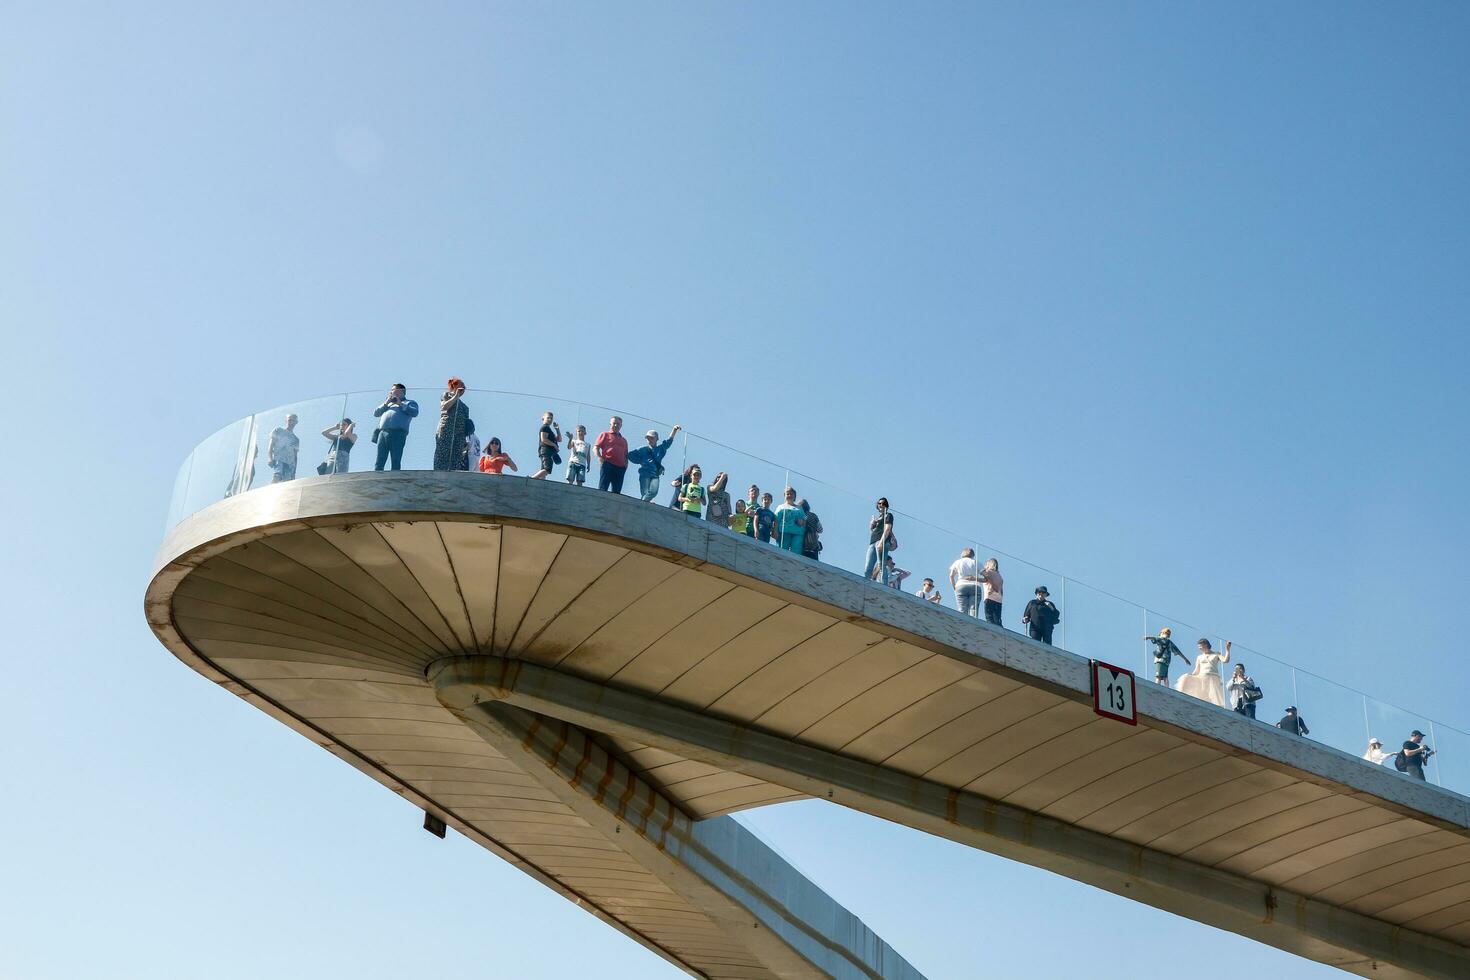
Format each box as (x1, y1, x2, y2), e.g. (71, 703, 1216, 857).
(236, 382, 1441, 785)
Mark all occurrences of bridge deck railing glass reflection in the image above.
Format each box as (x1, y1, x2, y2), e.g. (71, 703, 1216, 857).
(165, 387, 1468, 797)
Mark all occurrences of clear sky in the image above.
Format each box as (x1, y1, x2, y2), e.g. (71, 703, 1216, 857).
(3, 3, 1468, 978)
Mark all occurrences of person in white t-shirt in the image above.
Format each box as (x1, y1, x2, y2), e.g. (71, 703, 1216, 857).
(915, 578, 942, 604)
(565, 425, 591, 485)
(949, 547, 980, 617)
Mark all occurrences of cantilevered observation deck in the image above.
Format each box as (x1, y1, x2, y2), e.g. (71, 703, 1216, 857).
(148, 394, 1470, 979)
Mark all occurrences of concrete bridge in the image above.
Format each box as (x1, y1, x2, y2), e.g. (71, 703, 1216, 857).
(146, 472, 1470, 979)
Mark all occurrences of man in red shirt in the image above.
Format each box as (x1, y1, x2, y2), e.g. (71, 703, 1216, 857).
(594, 415, 629, 493)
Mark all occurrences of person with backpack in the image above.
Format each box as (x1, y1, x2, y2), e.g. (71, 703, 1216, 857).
(627, 425, 682, 501)
(1145, 627, 1189, 686)
(1397, 730, 1432, 780)
(1022, 586, 1060, 645)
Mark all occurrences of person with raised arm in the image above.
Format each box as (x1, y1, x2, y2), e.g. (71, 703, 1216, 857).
(706, 472, 733, 527)
(1176, 638, 1231, 706)
(317, 418, 357, 475)
(627, 425, 682, 501)
(564, 424, 590, 485)
(477, 437, 517, 474)
(372, 383, 419, 471)
(1145, 627, 1189, 686)
(915, 578, 943, 604)
(432, 378, 469, 471)
(1226, 662, 1261, 718)
(530, 411, 562, 480)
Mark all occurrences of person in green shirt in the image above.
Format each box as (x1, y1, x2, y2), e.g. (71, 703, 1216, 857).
(678, 465, 707, 517)
(729, 499, 752, 535)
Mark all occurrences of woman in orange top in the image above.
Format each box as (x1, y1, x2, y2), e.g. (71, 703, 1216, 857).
(478, 437, 518, 475)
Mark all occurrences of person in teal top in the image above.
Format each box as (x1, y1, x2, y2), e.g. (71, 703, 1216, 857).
(678, 464, 707, 517)
(773, 486, 807, 553)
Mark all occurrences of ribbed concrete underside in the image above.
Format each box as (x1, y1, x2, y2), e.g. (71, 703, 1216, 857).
(147, 473, 1470, 979)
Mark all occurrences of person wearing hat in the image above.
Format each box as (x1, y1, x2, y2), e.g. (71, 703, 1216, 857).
(1022, 586, 1060, 645)
(1363, 738, 1391, 765)
(1276, 705, 1310, 737)
(1144, 627, 1189, 686)
(626, 423, 683, 501)
(1400, 731, 1432, 780)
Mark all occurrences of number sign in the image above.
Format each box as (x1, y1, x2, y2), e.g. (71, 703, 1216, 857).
(1092, 661, 1137, 725)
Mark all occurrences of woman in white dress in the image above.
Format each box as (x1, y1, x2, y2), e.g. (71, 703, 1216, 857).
(1176, 639, 1232, 707)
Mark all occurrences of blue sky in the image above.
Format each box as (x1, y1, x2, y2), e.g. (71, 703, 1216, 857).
(3, 4, 1468, 977)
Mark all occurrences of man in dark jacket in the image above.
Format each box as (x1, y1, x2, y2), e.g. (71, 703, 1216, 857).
(1276, 706, 1310, 736)
(1022, 586, 1060, 645)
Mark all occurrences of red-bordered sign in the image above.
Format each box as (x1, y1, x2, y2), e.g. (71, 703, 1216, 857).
(1091, 660, 1137, 725)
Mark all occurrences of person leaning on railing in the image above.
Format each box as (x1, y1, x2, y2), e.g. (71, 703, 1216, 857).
(371, 383, 419, 471)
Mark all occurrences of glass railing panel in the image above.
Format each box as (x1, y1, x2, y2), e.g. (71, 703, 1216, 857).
(248, 394, 352, 486)
(164, 451, 195, 530)
(1225, 644, 1294, 726)
(179, 414, 256, 519)
(1291, 670, 1369, 760)
(1430, 723, 1468, 793)
(1063, 579, 1143, 667)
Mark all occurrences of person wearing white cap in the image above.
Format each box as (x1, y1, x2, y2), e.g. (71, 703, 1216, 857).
(626, 424, 682, 501)
(1363, 738, 1391, 765)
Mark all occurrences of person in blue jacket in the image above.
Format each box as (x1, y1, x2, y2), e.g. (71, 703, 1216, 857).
(627, 425, 682, 501)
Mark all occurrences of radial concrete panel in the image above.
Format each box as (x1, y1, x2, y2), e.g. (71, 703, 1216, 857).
(147, 472, 1470, 979)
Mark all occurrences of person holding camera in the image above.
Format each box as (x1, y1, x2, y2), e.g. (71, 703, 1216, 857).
(1226, 662, 1261, 719)
(372, 383, 419, 471)
(433, 378, 470, 471)
(1399, 730, 1433, 781)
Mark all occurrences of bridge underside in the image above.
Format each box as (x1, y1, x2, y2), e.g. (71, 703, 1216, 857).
(147, 473, 1470, 979)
